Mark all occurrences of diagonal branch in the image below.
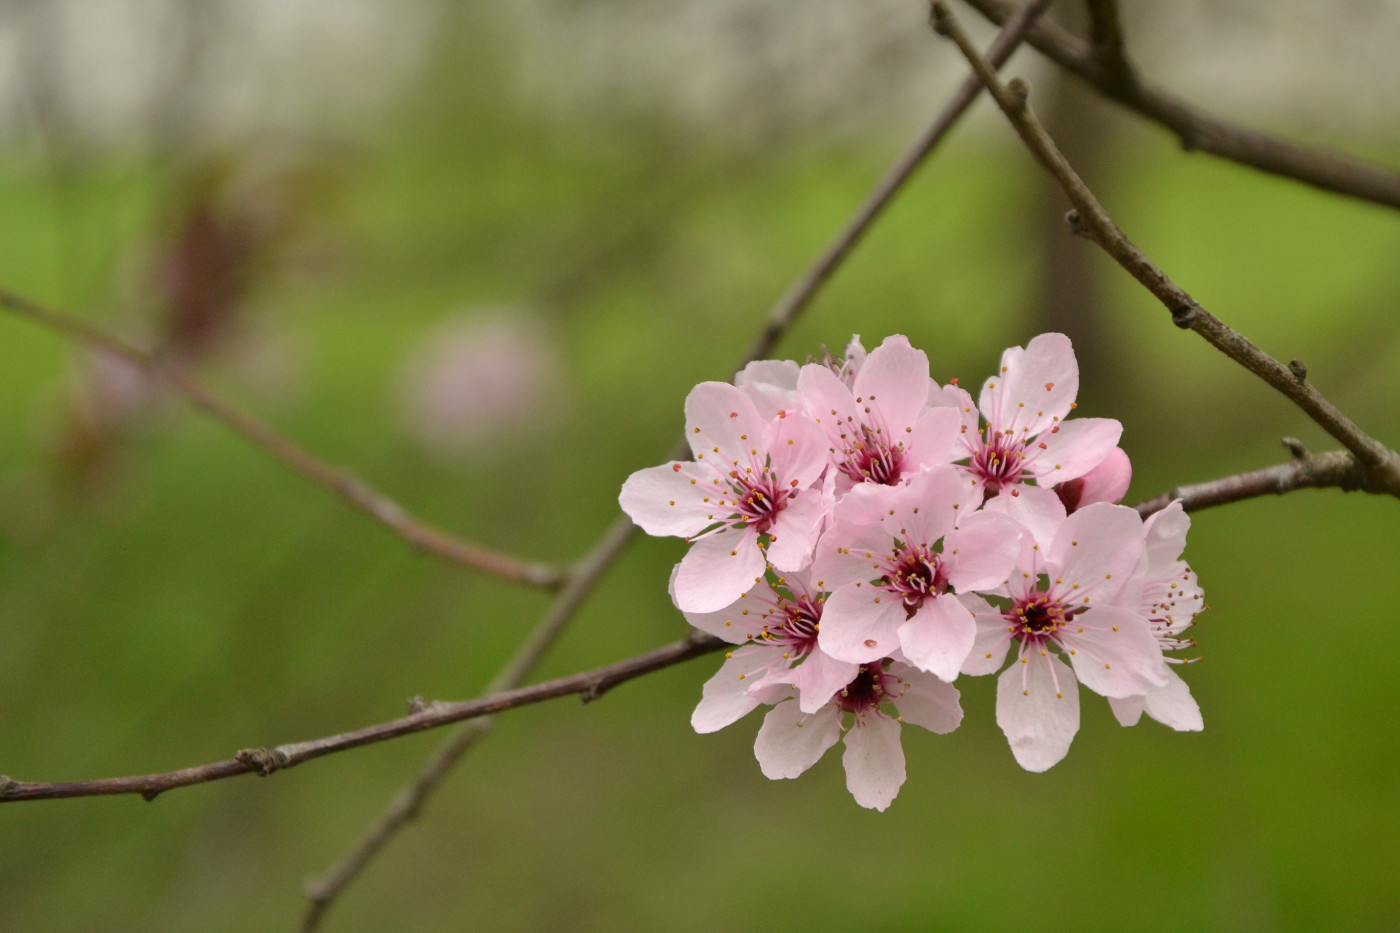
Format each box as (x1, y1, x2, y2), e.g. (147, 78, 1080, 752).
(930, 2, 1400, 497)
(1082, 0, 1131, 85)
(0, 288, 566, 590)
(963, 0, 1400, 211)
(0, 631, 728, 804)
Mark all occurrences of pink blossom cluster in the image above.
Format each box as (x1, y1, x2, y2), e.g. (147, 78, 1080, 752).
(620, 334, 1205, 810)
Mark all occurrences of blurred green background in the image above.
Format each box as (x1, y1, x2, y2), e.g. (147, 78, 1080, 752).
(1, 2, 1398, 930)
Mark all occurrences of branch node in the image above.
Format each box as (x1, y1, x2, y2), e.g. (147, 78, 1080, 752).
(141, 788, 162, 803)
(1288, 359, 1308, 383)
(1170, 305, 1198, 329)
(1007, 76, 1030, 110)
(1064, 209, 1089, 237)
(929, 1, 952, 36)
(236, 747, 289, 776)
(0, 775, 13, 798)
(407, 696, 429, 714)
(1282, 437, 1310, 460)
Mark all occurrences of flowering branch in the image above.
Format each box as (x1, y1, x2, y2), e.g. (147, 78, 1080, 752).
(960, 0, 1400, 211)
(0, 287, 566, 590)
(930, 3, 1400, 496)
(296, 4, 1065, 920)
(1133, 446, 1391, 518)
(0, 630, 728, 804)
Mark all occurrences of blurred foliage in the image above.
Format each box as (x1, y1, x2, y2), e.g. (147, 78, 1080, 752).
(0, 4, 1398, 931)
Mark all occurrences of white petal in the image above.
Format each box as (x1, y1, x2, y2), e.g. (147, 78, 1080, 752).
(1107, 694, 1145, 727)
(672, 531, 766, 613)
(816, 584, 906, 663)
(996, 651, 1080, 772)
(1142, 668, 1204, 732)
(690, 647, 775, 733)
(842, 714, 906, 811)
(897, 595, 976, 683)
(754, 701, 841, 779)
(891, 664, 963, 734)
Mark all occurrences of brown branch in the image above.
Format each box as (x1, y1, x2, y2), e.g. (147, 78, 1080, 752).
(963, 0, 1400, 211)
(1081, 0, 1130, 85)
(0, 631, 727, 804)
(299, 513, 638, 929)
(738, 0, 1058, 366)
(1133, 446, 1391, 518)
(0, 288, 566, 590)
(930, 3, 1400, 497)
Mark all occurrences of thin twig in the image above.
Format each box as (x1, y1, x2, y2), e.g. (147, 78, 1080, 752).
(1133, 447, 1391, 518)
(0, 288, 566, 589)
(1081, 0, 1131, 85)
(738, 0, 1059, 366)
(0, 631, 728, 804)
(961, 0, 1400, 211)
(299, 514, 638, 930)
(930, 2, 1400, 495)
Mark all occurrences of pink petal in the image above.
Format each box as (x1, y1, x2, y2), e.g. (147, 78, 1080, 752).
(841, 713, 905, 811)
(798, 362, 860, 445)
(673, 567, 767, 644)
(793, 649, 860, 714)
(996, 650, 1081, 772)
(1057, 445, 1131, 512)
(944, 511, 1021, 593)
(1051, 502, 1145, 605)
(1063, 605, 1169, 698)
(897, 595, 976, 683)
(897, 466, 964, 548)
(961, 596, 1014, 676)
(981, 483, 1067, 553)
(904, 405, 962, 472)
(765, 480, 829, 573)
(810, 513, 895, 592)
(979, 333, 1078, 438)
(618, 460, 715, 537)
(891, 664, 963, 734)
(672, 530, 767, 613)
(755, 701, 841, 779)
(1032, 417, 1123, 487)
(817, 583, 906, 664)
(684, 381, 767, 467)
(1143, 499, 1191, 570)
(691, 646, 773, 733)
(735, 359, 800, 421)
(764, 408, 829, 491)
(851, 335, 931, 434)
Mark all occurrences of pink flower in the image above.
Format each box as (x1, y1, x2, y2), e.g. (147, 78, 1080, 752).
(945, 333, 1122, 503)
(799, 335, 960, 490)
(1055, 446, 1132, 513)
(962, 501, 1169, 771)
(683, 571, 860, 730)
(753, 658, 961, 811)
(812, 466, 1021, 682)
(619, 381, 829, 612)
(1109, 500, 1207, 732)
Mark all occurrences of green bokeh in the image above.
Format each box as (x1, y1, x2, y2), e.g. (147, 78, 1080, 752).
(1, 14, 1398, 932)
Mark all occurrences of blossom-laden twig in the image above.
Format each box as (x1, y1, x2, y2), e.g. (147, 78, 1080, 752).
(297, 2, 1065, 920)
(929, 2, 1400, 499)
(962, 0, 1400, 212)
(0, 288, 566, 590)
